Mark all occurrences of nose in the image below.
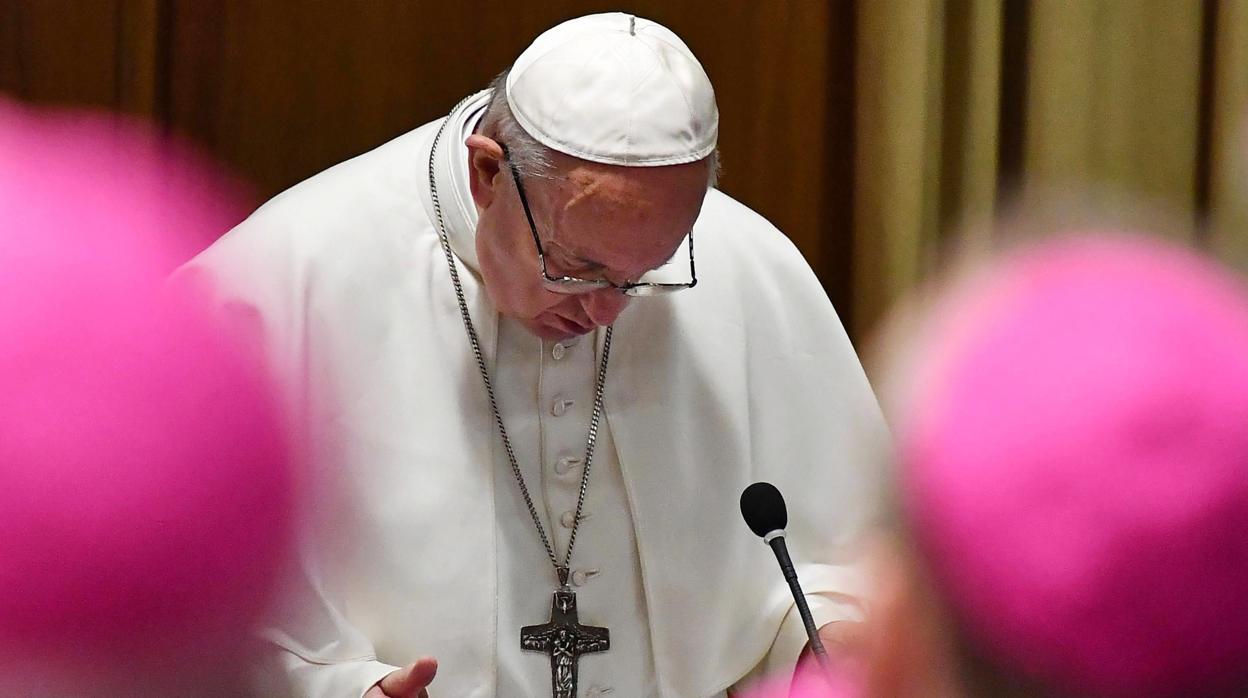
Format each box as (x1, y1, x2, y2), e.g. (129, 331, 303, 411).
(580, 288, 630, 327)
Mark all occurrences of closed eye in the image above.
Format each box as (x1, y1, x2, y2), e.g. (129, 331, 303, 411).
(546, 243, 607, 275)
(571, 257, 607, 273)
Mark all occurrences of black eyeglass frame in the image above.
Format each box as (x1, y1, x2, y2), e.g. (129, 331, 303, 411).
(501, 144, 698, 297)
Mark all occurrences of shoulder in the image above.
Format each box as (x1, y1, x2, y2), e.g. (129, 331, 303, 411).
(183, 121, 441, 296)
(697, 189, 812, 276)
(664, 187, 851, 343)
(246, 121, 438, 248)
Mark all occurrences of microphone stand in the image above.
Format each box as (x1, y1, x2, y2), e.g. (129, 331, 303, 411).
(765, 530, 834, 676)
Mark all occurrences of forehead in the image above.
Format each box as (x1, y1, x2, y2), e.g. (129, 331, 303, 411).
(534, 158, 708, 269)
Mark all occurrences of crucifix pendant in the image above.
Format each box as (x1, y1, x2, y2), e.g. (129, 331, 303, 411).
(520, 582, 610, 698)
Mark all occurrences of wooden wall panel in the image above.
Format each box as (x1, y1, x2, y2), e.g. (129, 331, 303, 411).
(0, 3, 20, 92)
(0, 0, 160, 115)
(115, 0, 160, 115)
(2, 1, 125, 108)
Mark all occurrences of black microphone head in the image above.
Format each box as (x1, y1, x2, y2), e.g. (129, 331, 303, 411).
(740, 481, 788, 537)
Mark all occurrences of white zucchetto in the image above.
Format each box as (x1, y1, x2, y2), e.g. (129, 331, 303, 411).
(506, 13, 719, 167)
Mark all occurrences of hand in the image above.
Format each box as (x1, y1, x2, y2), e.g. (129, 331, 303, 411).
(796, 621, 866, 673)
(364, 657, 438, 698)
(816, 621, 866, 655)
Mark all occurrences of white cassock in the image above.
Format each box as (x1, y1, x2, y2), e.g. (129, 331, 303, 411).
(178, 90, 888, 697)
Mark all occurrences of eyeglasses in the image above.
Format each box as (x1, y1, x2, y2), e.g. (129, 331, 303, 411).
(502, 145, 698, 297)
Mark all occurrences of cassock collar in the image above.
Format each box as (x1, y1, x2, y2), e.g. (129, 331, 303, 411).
(425, 90, 490, 273)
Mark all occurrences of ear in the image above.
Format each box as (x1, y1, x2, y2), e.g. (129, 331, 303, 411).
(466, 134, 506, 211)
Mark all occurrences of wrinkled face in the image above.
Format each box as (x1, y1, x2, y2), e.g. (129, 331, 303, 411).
(467, 135, 709, 341)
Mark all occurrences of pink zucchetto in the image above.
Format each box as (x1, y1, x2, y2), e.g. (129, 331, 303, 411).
(900, 234, 1248, 696)
(0, 100, 293, 692)
(740, 662, 860, 698)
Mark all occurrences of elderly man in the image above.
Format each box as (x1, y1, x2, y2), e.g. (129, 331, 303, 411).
(182, 13, 885, 698)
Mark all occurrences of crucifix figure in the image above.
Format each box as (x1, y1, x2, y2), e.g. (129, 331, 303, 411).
(521, 587, 610, 698)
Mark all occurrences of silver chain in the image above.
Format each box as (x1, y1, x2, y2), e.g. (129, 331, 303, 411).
(427, 97, 612, 587)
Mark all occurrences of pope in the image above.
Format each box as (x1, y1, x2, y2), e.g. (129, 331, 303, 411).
(180, 13, 887, 697)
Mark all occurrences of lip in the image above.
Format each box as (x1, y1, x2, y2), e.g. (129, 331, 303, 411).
(545, 313, 593, 337)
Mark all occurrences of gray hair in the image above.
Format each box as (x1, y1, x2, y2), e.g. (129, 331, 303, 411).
(478, 70, 721, 188)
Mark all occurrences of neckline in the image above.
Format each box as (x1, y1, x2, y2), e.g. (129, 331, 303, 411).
(427, 89, 490, 273)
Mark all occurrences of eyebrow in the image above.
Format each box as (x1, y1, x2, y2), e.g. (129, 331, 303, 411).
(549, 225, 688, 279)
(566, 235, 687, 278)
(545, 237, 606, 271)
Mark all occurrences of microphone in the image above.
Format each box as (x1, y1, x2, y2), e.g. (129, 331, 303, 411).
(740, 482, 832, 673)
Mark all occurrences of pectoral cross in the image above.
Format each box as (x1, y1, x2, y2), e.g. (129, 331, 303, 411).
(521, 587, 610, 698)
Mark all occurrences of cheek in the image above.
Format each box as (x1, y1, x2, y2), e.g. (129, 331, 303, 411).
(476, 226, 560, 319)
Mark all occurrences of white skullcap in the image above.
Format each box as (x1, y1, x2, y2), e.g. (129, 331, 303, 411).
(506, 12, 719, 167)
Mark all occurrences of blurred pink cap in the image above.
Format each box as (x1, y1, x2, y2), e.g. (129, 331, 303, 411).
(739, 662, 860, 698)
(901, 234, 1248, 696)
(0, 99, 292, 679)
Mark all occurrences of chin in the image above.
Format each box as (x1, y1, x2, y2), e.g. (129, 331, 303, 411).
(529, 324, 577, 341)
(525, 315, 590, 341)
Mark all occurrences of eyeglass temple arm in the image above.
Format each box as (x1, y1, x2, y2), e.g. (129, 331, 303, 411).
(499, 144, 547, 261)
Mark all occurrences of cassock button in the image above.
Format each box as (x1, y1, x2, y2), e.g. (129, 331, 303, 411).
(551, 397, 574, 417)
(551, 342, 567, 360)
(560, 511, 576, 528)
(554, 456, 582, 475)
